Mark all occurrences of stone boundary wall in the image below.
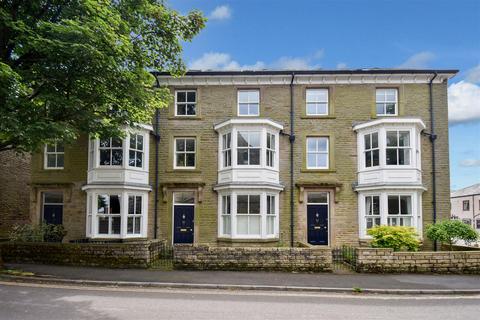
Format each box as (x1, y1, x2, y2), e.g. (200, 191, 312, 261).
(356, 248, 480, 274)
(174, 245, 332, 272)
(0, 240, 164, 268)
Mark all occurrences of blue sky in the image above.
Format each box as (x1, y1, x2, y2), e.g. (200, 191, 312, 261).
(170, 0, 480, 190)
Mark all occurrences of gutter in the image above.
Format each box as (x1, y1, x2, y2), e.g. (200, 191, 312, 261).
(289, 72, 296, 247)
(429, 72, 438, 250)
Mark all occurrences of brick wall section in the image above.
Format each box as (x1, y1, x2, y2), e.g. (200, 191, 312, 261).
(356, 248, 480, 274)
(0, 151, 31, 237)
(0, 240, 163, 268)
(173, 245, 332, 272)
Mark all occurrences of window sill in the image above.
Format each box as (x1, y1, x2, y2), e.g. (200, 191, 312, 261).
(168, 116, 203, 120)
(166, 169, 202, 173)
(217, 237, 279, 243)
(300, 115, 336, 119)
(300, 168, 336, 173)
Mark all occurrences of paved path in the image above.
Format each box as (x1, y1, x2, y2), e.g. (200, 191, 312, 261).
(5, 263, 480, 290)
(1, 281, 480, 320)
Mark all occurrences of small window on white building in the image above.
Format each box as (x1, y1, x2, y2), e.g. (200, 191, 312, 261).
(129, 134, 144, 168)
(306, 89, 328, 115)
(221, 195, 231, 235)
(238, 90, 259, 116)
(175, 90, 196, 116)
(222, 133, 232, 168)
(306, 137, 329, 169)
(364, 132, 379, 168)
(174, 138, 196, 169)
(45, 142, 65, 169)
(476, 219, 480, 229)
(376, 88, 397, 116)
(236, 195, 261, 236)
(99, 138, 123, 166)
(386, 131, 410, 165)
(266, 133, 276, 167)
(387, 195, 412, 227)
(237, 132, 261, 165)
(463, 200, 470, 211)
(97, 194, 121, 235)
(365, 196, 381, 229)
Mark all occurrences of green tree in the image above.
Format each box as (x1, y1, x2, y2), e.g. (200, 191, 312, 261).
(367, 226, 421, 251)
(426, 220, 479, 251)
(0, 0, 205, 153)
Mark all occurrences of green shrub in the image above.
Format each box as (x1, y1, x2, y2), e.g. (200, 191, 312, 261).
(367, 226, 420, 251)
(8, 223, 67, 243)
(426, 220, 478, 251)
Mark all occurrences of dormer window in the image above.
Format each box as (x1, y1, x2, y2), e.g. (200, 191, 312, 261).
(238, 90, 259, 116)
(376, 88, 397, 116)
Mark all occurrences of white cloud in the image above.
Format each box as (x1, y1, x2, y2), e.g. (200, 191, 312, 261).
(272, 57, 315, 70)
(397, 51, 435, 69)
(189, 51, 325, 71)
(209, 5, 231, 21)
(336, 62, 348, 69)
(465, 64, 480, 83)
(313, 49, 325, 60)
(189, 52, 265, 71)
(460, 159, 480, 167)
(448, 81, 480, 123)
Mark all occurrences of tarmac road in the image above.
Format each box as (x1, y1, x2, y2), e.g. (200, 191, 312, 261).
(1, 281, 480, 320)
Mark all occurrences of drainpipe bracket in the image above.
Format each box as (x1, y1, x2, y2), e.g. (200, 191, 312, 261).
(289, 135, 296, 143)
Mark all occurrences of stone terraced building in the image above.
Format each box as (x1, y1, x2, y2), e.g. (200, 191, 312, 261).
(25, 69, 457, 248)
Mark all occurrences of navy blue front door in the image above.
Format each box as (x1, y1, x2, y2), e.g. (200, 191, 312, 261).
(307, 204, 328, 245)
(173, 205, 194, 244)
(43, 205, 63, 225)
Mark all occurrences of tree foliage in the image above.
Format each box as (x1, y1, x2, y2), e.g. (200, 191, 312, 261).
(0, 0, 205, 152)
(367, 226, 421, 252)
(426, 220, 479, 251)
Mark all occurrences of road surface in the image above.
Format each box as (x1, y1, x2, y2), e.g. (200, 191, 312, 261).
(1, 281, 479, 320)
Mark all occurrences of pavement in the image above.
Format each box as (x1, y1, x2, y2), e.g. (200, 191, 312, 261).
(2, 263, 480, 294)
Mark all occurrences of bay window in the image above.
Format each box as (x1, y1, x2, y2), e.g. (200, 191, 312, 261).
(219, 191, 279, 239)
(85, 190, 148, 238)
(237, 131, 260, 165)
(360, 191, 420, 238)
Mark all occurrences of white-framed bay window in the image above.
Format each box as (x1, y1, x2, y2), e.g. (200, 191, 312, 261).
(358, 190, 422, 238)
(218, 190, 280, 239)
(85, 189, 148, 238)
